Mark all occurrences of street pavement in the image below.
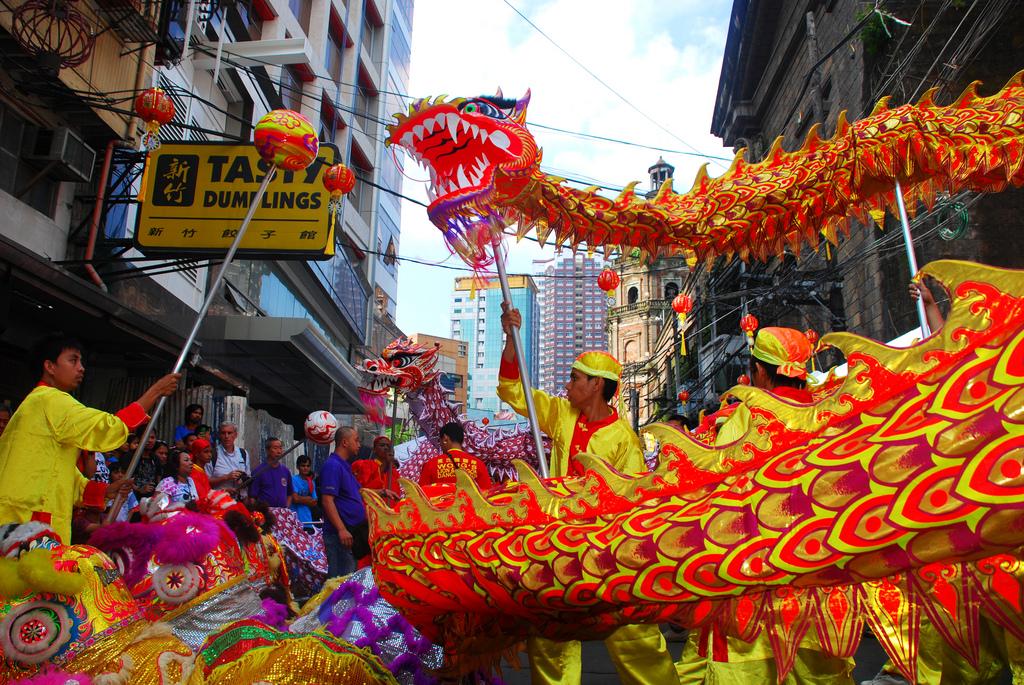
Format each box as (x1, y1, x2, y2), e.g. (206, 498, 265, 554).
(497, 629, 895, 684)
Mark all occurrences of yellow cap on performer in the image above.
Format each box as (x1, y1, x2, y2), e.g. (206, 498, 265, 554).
(751, 327, 812, 379)
(572, 351, 622, 383)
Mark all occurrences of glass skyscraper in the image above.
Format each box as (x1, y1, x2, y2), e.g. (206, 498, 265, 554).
(535, 255, 609, 394)
(450, 275, 539, 412)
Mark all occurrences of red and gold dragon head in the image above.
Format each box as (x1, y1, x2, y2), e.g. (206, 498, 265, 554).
(386, 91, 539, 265)
(361, 338, 441, 397)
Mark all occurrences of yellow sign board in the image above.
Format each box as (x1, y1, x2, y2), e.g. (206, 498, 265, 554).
(135, 142, 341, 259)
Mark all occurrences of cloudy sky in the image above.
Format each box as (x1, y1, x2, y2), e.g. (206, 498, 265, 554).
(394, 0, 734, 338)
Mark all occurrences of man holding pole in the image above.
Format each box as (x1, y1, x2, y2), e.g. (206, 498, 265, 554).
(0, 334, 179, 544)
(498, 304, 677, 685)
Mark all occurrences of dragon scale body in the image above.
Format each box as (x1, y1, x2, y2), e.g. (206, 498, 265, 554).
(386, 74, 1024, 266)
(366, 260, 1024, 680)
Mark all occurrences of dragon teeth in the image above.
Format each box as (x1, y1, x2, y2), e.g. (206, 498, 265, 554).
(400, 132, 414, 149)
(423, 116, 436, 135)
(446, 113, 461, 143)
(457, 164, 471, 188)
(413, 124, 426, 140)
(489, 130, 510, 151)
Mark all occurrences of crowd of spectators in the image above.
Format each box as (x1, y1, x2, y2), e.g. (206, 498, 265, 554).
(2, 360, 475, 589)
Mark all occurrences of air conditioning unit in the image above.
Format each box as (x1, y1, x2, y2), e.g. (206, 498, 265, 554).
(26, 127, 96, 183)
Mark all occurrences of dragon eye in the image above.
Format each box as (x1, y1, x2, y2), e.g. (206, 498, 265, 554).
(459, 99, 505, 119)
(390, 353, 416, 368)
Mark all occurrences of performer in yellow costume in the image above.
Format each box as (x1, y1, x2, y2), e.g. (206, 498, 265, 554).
(677, 327, 854, 684)
(498, 304, 678, 685)
(0, 334, 179, 543)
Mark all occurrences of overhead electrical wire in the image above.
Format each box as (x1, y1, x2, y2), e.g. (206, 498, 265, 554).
(498, 0, 723, 167)
(186, 43, 729, 167)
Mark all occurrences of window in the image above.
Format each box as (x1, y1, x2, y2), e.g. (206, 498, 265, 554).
(288, 0, 311, 33)
(624, 340, 637, 363)
(0, 104, 58, 218)
(664, 282, 679, 299)
(280, 67, 303, 111)
(355, 69, 379, 137)
(325, 23, 344, 81)
(627, 286, 639, 305)
(362, 2, 384, 62)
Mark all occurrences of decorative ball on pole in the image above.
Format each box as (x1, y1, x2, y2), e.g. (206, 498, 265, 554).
(740, 313, 759, 347)
(671, 293, 694, 356)
(737, 374, 751, 386)
(677, 389, 690, 404)
(106, 109, 322, 526)
(304, 410, 338, 444)
(253, 109, 320, 171)
(597, 267, 620, 304)
(135, 87, 176, 150)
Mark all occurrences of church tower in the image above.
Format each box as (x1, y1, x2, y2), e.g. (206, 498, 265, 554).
(606, 158, 688, 427)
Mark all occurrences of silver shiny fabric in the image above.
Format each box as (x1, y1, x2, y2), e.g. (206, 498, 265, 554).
(292, 567, 443, 684)
(168, 579, 265, 650)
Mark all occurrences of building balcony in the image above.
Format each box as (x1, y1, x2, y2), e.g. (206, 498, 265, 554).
(607, 300, 671, 319)
(94, 0, 160, 43)
(192, 37, 314, 73)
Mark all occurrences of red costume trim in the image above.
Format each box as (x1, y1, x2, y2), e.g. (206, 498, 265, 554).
(114, 402, 148, 430)
(499, 356, 519, 380)
(81, 480, 107, 509)
(567, 409, 620, 476)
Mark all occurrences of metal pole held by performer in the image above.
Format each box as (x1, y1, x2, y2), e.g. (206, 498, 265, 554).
(490, 235, 549, 478)
(106, 168, 278, 522)
(894, 179, 931, 338)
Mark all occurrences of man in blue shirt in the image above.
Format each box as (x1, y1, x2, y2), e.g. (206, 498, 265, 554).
(318, 426, 368, 577)
(249, 437, 293, 508)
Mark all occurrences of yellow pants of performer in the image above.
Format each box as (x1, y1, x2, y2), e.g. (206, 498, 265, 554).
(676, 628, 854, 684)
(528, 624, 677, 685)
(876, 614, 1015, 684)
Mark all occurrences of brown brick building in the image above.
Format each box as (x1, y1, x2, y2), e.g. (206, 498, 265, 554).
(410, 333, 469, 408)
(711, 0, 1024, 350)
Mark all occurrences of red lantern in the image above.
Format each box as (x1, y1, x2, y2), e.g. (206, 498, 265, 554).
(740, 313, 759, 347)
(671, 293, 693, 315)
(323, 163, 357, 222)
(671, 293, 694, 356)
(597, 268, 620, 303)
(481, 417, 489, 425)
(135, 87, 175, 150)
(323, 163, 356, 197)
(737, 374, 751, 386)
(677, 390, 689, 404)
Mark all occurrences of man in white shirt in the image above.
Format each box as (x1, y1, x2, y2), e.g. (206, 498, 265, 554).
(208, 421, 249, 497)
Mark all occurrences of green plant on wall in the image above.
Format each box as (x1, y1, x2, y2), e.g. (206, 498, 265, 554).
(857, 5, 891, 56)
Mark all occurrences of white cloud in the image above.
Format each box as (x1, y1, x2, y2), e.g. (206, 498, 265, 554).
(395, 0, 733, 338)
